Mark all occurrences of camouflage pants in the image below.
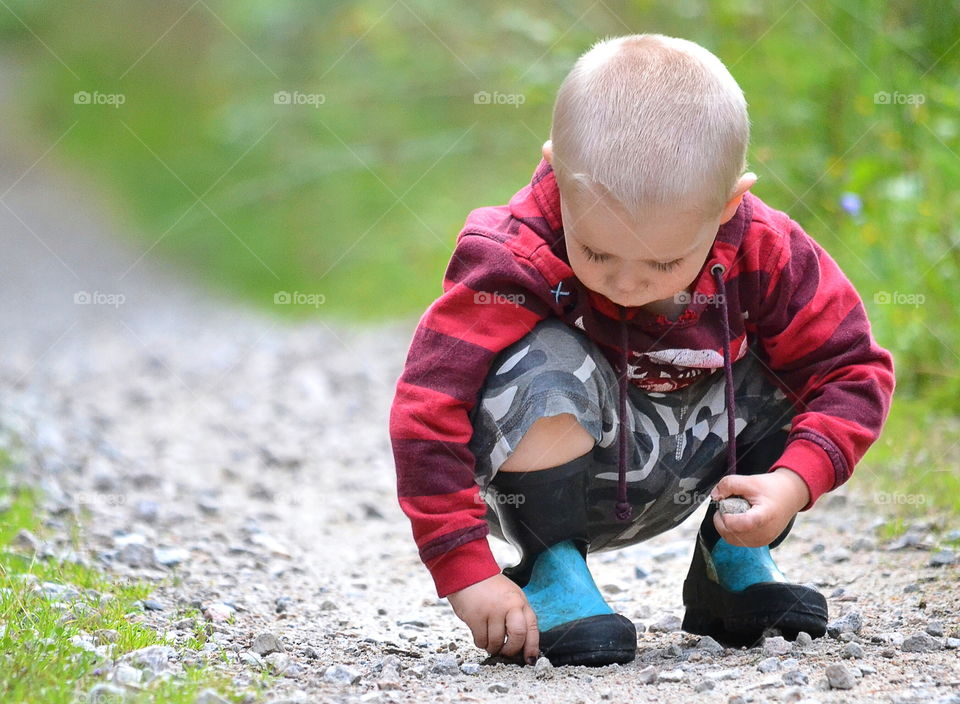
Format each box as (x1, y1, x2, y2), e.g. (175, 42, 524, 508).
(468, 316, 797, 553)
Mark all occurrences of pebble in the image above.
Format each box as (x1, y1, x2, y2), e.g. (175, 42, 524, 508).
(636, 665, 658, 684)
(195, 690, 230, 704)
(324, 664, 361, 685)
(696, 635, 724, 655)
(427, 654, 459, 676)
(117, 542, 155, 568)
(648, 614, 682, 633)
(925, 621, 945, 637)
(142, 599, 164, 611)
(120, 645, 177, 674)
(757, 657, 779, 673)
(762, 636, 793, 656)
(659, 669, 686, 682)
(824, 548, 852, 563)
(901, 633, 942, 652)
(717, 497, 751, 514)
(488, 682, 510, 693)
(928, 549, 956, 567)
(133, 500, 159, 523)
(114, 663, 143, 686)
(534, 657, 554, 679)
(203, 603, 236, 623)
(827, 611, 863, 638)
(459, 663, 480, 676)
(825, 663, 855, 689)
(795, 631, 814, 648)
(252, 632, 283, 656)
(153, 547, 189, 567)
(840, 642, 864, 659)
(694, 680, 716, 692)
(782, 669, 808, 686)
(264, 652, 291, 675)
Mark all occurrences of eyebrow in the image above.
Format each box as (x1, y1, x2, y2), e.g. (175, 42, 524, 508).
(576, 236, 702, 263)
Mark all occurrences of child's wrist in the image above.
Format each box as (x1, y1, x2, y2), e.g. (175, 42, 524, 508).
(771, 466, 811, 513)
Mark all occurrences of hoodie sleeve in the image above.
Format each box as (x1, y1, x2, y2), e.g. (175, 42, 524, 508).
(389, 232, 558, 598)
(754, 221, 896, 511)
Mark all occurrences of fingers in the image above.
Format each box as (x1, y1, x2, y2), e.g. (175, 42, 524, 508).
(710, 474, 758, 501)
(714, 505, 780, 547)
(499, 607, 527, 658)
(471, 615, 488, 652)
(522, 604, 540, 664)
(485, 614, 506, 656)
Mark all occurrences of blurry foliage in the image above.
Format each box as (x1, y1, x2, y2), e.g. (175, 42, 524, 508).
(1, 0, 959, 412)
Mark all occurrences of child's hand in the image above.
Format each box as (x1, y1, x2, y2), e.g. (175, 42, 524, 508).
(446, 573, 540, 664)
(709, 467, 811, 547)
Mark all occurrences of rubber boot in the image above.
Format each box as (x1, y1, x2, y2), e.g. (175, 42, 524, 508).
(486, 452, 637, 667)
(681, 430, 828, 646)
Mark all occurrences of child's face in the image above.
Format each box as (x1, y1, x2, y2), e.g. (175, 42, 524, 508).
(559, 184, 721, 308)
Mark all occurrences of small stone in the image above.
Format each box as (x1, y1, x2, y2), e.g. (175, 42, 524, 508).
(825, 663, 856, 689)
(203, 603, 235, 623)
(634, 566, 649, 579)
(264, 652, 291, 674)
(94, 629, 119, 645)
(117, 543, 155, 568)
(782, 669, 808, 686)
(925, 621, 945, 637)
(694, 680, 716, 692)
(757, 656, 779, 673)
(251, 632, 283, 656)
(153, 547, 189, 567)
(133, 500, 159, 523)
(428, 654, 459, 676)
(841, 642, 863, 659)
(636, 665, 658, 684)
(648, 614, 682, 633)
(324, 664, 361, 685)
(459, 663, 480, 675)
(824, 548, 852, 563)
(275, 596, 293, 614)
(533, 656, 554, 679)
(142, 599, 164, 611)
(195, 690, 230, 704)
(762, 636, 793, 656)
(903, 583, 920, 593)
(121, 645, 176, 674)
(946, 638, 960, 649)
(901, 632, 942, 652)
(319, 599, 338, 611)
(718, 497, 751, 515)
(602, 583, 624, 594)
(488, 682, 510, 693)
(795, 631, 814, 647)
(850, 537, 875, 552)
(929, 549, 956, 567)
(13, 529, 42, 553)
(697, 635, 724, 655)
(827, 611, 863, 638)
(114, 663, 143, 686)
(659, 668, 686, 682)
(240, 651, 264, 670)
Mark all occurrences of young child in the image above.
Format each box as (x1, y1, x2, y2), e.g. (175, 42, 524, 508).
(389, 33, 895, 667)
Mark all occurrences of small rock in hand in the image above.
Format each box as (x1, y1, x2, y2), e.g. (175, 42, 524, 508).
(718, 497, 751, 515)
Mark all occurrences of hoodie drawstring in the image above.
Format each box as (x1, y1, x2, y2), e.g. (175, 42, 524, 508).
(612, 262, 736, 523)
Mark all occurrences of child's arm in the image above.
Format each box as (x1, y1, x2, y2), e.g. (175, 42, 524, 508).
(389, 231, 561, 598)
(749, 217, 896, 511)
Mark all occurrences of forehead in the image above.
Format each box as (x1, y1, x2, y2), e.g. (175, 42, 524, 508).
(562, 183, 714, 260)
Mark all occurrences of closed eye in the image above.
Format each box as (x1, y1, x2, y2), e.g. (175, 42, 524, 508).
(580, 244, 611, 263)
(652, 258, 684, 272)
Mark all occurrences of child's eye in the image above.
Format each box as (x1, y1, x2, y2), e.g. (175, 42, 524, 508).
(653, 258, 683, 272)
(580, 245, 610, 263)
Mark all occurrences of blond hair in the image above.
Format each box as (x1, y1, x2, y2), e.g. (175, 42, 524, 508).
(550, 33, 749, 218)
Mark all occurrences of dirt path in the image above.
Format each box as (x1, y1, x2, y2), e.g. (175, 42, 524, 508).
(1, 63, 958, 704)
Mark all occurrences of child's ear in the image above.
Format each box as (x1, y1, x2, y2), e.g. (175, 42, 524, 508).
(542, 140, 553, 166)
(719, 172, 757, 224)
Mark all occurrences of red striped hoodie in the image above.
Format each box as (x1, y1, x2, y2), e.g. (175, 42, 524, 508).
(389, 157, 896, 598)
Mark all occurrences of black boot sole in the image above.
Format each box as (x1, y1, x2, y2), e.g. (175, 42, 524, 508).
(682, 566, 828, 647)
(539, 613, 638, 667)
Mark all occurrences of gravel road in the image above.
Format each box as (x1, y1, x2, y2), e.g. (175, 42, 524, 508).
(1, 63, 959, 704)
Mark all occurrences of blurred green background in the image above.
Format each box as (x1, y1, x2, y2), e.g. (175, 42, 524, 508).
(1, 1, 958, 520)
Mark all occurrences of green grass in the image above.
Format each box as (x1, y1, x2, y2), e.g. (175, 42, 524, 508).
(0, 450, 271, 704)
